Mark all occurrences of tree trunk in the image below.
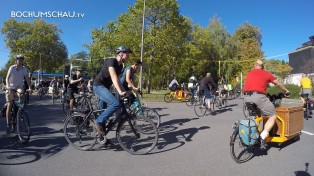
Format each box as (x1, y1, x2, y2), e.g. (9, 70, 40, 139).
(147, 55, 154, 94)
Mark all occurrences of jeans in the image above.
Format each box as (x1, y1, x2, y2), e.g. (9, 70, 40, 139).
(93, 85, 120, 125)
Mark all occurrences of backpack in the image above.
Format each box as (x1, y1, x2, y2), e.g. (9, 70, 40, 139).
(238, 119, 259, 146)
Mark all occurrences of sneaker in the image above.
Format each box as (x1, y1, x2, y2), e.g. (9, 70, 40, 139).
(310, 111, 313, 115)
(91, 119, 105, 135)
(260, 138, 268, 150)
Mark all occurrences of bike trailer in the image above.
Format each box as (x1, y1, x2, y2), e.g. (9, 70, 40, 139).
(238, 119, 259, 146)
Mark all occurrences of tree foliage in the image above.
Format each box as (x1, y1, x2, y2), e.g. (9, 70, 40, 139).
(1, 19, 68, 78)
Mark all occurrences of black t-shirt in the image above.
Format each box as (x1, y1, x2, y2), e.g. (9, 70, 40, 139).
(94, 58, 123, 89)
(68, 74, 83, 90)
(199, 76, 218, 92)
(64, 79, 70, 88)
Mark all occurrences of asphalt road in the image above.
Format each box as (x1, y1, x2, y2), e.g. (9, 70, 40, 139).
(0, 92, 313, 176)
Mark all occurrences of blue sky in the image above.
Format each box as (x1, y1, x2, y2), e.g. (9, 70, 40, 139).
(0, 0, 313, 68)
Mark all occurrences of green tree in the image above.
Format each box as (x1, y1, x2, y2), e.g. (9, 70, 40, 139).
(264, 59, 292, 80)
(233, 22, 264, 76)
(1, 19, 68, 78)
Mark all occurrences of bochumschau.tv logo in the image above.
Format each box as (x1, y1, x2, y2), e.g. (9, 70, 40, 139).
(11, 11, 85, 18)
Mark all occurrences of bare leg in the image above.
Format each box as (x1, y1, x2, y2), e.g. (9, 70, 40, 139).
(6, 103, 12, 125)
(261, 114, 277, 139)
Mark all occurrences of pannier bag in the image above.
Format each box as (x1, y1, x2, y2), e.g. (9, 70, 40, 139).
(238, 119, 259, 146)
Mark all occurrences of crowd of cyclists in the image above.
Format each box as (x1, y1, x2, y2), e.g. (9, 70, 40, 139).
(1, 47, 312, 155)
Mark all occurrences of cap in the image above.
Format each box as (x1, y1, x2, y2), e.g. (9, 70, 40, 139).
(65, 75, 69, 78)
(206, 73, 211, 77)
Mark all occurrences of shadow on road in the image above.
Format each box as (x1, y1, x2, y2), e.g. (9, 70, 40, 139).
(0, 126, 67, 165)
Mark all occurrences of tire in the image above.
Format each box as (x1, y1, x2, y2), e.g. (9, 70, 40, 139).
(139, 98, 148, 108)
(143, 108, 161, 128)
(16, 111, 31, 144)
(116, 114, 158, 155)
(194, 98, 207, 117)
(216, 98, 222, 109)
(230, 127, 256, 163)
(185, 95, 194, 106)
(63, 114, 96, 151)
(243, 104, 256, 120)
(164, 93, 173, 103)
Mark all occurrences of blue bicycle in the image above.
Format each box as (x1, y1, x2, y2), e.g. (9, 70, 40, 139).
(128, 90, 161, 128)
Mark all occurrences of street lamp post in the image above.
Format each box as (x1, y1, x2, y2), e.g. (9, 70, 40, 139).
(139, 0, 146, 91)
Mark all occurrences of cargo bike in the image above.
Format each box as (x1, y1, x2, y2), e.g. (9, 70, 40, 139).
(230, 93, 303, 163)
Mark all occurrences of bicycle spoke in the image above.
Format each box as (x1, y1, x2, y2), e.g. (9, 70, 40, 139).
(117, 115, 158, 155)
(64, 115, 96, 151)
(16, 111, 31, 144)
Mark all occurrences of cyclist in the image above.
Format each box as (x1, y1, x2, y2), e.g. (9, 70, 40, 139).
(68, 68, 84, 110)
(63, 75, 70, 91)
(169, 77, 179, 92)
(199, 73, 218, 109)
(243, 59, 289, 150)
(5, 55, 32, 134)
(120, 59, 142, 91)
(300, 73, 312, 113)
(93, 46, 131, 135)
(50, 76, 59, 96)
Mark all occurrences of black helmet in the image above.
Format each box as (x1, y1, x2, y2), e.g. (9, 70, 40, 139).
(116, 46, 132, 54)
(16, 55, 24, 60)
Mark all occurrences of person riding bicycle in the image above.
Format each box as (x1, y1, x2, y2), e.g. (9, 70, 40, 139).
(300, 73, 312, 114)
(5, 55, 32, 134)
(93, 46, 131, 136)
(169, 77, 179, 92)
(68, 68, 84, 110)
(199, 73, 218, 109)
(243, 59, 289, 150)
(50, 76, 59, 95)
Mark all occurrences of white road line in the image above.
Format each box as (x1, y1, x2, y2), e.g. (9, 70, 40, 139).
(301, 130, 314, 136)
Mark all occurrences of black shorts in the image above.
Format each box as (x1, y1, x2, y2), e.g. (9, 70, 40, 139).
(68, 88, 78, 100)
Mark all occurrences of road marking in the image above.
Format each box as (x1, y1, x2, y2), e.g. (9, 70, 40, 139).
(301, 130, 314, 136)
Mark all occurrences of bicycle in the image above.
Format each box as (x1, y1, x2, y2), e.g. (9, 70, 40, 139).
(51, 87, 59, 104)
(62, 91, 93, 116)
(229, 92, 302, 163)
(185, 86, 200, 106)
(302, 93, 313, 120)
(4, 89, 31, 144)
(193, 92, 221, 117)
(127, 89, 161, 128)
(164, 89, 190, 103)
(63, 94, 159, 155)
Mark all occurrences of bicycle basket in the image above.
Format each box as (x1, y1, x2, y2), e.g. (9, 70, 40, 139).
(238, 119, 259, 146)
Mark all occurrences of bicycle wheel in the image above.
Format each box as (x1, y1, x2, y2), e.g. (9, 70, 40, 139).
(116, 114, 158, 155)
(164, 93, 173, 103)
(216, 98, 222, 109)
(243, 104, 256, 119)
(16, 111, 31, 144)
(64, 114, 96, 151)
(194, 98, 207, 117)
(185, 95, 194, 106)
(140, 98, 148, 108)
(230, 127, 256, 163)
(143, 108, 161, 128)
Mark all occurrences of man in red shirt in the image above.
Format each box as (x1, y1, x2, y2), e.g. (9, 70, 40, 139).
(243, 59, 289, 149)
